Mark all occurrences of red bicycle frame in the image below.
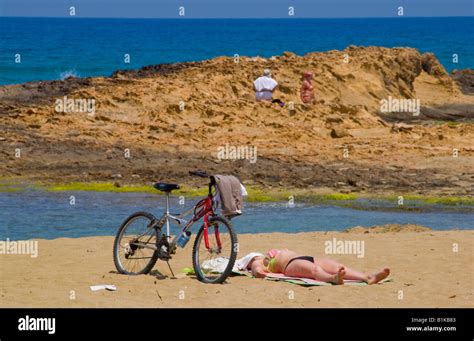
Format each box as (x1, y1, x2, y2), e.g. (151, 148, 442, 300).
(192, 195, 222, 250)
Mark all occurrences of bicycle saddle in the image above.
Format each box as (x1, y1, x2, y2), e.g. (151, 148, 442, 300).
(153, 183, 180, 192)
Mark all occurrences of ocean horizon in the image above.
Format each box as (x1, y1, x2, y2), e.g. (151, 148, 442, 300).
(1, 16, 473, 85)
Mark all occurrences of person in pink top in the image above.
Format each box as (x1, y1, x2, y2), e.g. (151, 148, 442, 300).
(300, 71, 315, 104)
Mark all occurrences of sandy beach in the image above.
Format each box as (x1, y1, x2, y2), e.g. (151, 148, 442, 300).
(1, 227, 472, 308)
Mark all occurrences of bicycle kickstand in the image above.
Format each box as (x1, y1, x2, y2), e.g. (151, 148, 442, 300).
(166, 260, 176, 278)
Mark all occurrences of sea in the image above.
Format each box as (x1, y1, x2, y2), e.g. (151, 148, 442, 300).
(0, 16, 473, 85)
(0, 190, 472, 240)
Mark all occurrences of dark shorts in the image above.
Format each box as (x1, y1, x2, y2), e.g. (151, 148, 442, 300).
(284, 256, 315, 272)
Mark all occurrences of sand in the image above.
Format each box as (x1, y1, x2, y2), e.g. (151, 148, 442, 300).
(1, 229, 472, 308)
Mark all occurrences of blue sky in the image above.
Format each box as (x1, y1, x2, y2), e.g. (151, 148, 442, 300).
(0, 0, 473, 18)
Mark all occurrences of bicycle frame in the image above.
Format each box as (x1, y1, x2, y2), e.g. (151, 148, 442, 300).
(130, 179, 222, 255)
(158, 183, 221, 251)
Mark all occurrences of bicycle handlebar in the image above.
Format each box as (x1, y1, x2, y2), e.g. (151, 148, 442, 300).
(189, 171, 216, 195)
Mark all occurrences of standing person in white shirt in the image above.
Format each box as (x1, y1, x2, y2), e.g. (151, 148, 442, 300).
(253, 69, 284, 106)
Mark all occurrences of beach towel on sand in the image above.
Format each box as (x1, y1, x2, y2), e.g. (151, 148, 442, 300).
(263, 273, 392, 286)
(195, 253, 264, 274)
(182, 253, 391, 286)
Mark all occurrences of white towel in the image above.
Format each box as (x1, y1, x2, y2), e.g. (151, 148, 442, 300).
(201, 252, 264, 273)
(201, 257, 230, 273)
(240, 183, 248, 196)
(236, 252, 264, 271)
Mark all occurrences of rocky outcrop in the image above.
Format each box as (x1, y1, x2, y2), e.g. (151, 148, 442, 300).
(0, 46, 463, 117)
(0, 47, 473, 194)
(451, 68, 474, 94)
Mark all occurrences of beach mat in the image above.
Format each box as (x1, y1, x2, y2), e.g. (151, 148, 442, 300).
(182, 268, 392, 286)
(263, 273, 392, 286)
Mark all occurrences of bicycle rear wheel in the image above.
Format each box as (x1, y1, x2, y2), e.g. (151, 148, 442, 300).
(113, 211, 160, 275)
(192, 216, 238, 284)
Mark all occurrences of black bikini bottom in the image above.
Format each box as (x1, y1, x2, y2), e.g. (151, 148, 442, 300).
(284, 256, 315, 271)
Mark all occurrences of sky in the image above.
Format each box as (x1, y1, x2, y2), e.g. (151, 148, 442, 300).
(0, 0, 473, 18)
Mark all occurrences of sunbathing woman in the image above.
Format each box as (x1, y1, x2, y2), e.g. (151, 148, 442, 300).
(246, 249, 390, 285)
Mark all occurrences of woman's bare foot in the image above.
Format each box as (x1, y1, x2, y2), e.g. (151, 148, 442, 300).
(367, 268, 390, 285)
(331, 267, 346, 285)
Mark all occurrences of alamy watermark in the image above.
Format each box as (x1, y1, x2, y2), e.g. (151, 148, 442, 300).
(324, 238, 365, 258)
(18, 315, 55, 334)
(217, 143, 257, 164)
(55, 96, 96, 116)
(0, 238, 38, 258)
(380, 96, 420, 116)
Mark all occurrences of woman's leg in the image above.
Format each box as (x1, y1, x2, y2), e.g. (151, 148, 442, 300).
(367, 268, 390, 284)
(316, 258, 369, 282)
(284, 259, 345, 284)
(317, 258, 390, 284)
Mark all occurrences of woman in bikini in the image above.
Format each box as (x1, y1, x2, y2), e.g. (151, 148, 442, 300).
(247, 248, 390, 285)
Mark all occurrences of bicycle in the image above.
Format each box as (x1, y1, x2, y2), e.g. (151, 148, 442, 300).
(113, 171, 238, 284)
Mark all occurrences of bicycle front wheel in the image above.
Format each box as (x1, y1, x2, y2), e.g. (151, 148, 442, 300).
(192, 216, 238, 284)
(113, 211, 160, 275)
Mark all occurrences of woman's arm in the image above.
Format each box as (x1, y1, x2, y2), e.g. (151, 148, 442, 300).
(250, 260, 268, 278)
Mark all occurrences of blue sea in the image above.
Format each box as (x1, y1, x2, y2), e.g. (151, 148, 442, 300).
(0, 191, 472, 240)
(0, 17, 473, 85)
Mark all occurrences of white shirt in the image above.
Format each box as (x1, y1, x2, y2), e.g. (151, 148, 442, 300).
(254, 76, 278, 101)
